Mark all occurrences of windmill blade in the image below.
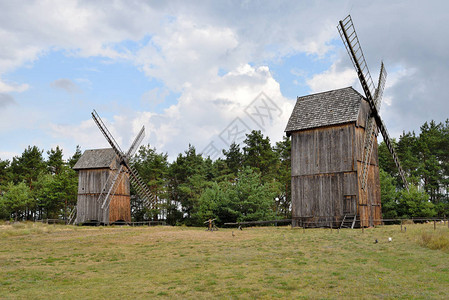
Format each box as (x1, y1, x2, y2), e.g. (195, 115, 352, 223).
(377, 120, 409, 190)
(126, 126, 145, 158)
(100, 165, 125, 210)
(360, 63, 387, 190)
(374, 62, 387, 110)
(128, 165, 158, 209)
(92, 110, 125, 159)
(338, 15, 376, 101)
(338, 16, 408, 190)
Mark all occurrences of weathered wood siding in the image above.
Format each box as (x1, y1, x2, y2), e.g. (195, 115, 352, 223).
(291, 123, 358, 226)
(75, 168, 131, 224)
(290, 115, 381, 227)
(108, 171, 131, 223)
(291, 123, 356, 176)
(355, 125, 381, 227)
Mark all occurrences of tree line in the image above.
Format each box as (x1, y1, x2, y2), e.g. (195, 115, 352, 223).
(0, 119, 447, 224)
(130, 130, 291, 226)
(0, 146, 81, 221)
(379, 119, 449, 219)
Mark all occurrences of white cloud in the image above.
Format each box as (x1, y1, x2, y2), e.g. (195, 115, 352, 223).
(0, 151, 19, 160)
(141, 87, 170, 109)
(0, 79, 29, 93)
(49, 64, 294, 160)
(306, 62, 357, 93)
(136, 18, 240, 91)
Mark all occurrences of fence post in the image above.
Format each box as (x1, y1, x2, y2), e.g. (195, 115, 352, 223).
(434, 220, 436, 231)
(401, 219, 403, 232)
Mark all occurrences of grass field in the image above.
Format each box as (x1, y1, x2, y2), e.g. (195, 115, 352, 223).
(1, 222, 449, 299)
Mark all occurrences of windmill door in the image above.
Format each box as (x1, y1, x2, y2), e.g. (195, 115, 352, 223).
(343, 195, 356, 215)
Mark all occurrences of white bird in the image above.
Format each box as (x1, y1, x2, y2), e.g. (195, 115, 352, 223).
(388, 237, 392, 242)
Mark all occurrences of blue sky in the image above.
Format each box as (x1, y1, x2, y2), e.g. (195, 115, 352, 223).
(0, 0, 448, 161)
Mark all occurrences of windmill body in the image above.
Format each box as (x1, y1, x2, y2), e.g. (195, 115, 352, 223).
(286, 87, 381, 228)
(73, 148, 131, 224)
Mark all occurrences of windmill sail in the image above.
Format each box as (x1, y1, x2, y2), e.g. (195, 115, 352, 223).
(338, 15, 408, 190)
(360, 63, 386, 190)
(127, 126, 145, 158)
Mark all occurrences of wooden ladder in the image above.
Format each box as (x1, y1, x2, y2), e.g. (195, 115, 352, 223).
(350, 214, 357, 229)
(67, 207, 77, 225)
(340, 215, 347, 228)
(340, 214, 357, 229)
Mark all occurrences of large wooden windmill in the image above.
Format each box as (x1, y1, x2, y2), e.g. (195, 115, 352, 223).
(285, 15, 408, 228)
(73, 110, 156, 225)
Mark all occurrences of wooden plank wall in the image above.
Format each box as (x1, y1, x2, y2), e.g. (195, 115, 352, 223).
(109, 171, 131, 223)
(291, 123, 359, 225)
(355, 120, 381, 227)
(76, 169, 110, 223)
(291, 123, 356, 177)
(291, 172, 358, 219)
(75, 168, 131, 224)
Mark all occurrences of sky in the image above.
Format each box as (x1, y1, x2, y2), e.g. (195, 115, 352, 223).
(0, 0, 448, 161)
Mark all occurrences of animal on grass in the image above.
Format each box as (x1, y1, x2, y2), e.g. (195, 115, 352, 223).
(388, 237, 392, 242)
(232, 231, 235, 237)
(375, 239, 378, 244)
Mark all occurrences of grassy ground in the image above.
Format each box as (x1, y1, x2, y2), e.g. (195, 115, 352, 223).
(1, 222, 448, 299)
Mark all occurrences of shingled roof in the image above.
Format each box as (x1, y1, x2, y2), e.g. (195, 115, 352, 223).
(73, 148, 118, 170)
(285, 86, 364, 134)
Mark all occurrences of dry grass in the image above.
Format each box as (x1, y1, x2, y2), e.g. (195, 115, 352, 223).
(1, 222, 449, 299)
(420, 230, 449, 251)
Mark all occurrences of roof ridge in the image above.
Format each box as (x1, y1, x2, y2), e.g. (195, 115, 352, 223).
(297, 86, 356, 101)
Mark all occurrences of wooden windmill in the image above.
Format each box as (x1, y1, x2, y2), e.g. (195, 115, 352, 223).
(338, 15, 408, 192)
(285, 15, 408, 228)
(73, 110, 156, 225)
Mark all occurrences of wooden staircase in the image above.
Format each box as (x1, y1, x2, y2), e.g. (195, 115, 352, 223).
(340, 214, 357, 229)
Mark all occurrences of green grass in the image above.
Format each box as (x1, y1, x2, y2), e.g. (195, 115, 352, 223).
(1, 222, 449, 299)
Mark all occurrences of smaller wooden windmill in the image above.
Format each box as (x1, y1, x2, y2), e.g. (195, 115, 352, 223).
(73, 110, 156, 225)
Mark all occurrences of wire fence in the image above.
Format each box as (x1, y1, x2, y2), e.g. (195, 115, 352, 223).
(224, 217, 449, 230)
(15, 217, 449, 230)
(33, 219, 167, 226)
